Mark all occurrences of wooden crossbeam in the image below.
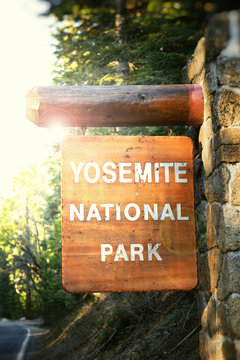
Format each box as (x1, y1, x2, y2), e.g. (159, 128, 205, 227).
(26, 85, 203, 127)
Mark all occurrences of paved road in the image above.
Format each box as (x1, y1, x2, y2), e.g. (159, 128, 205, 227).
(0, 320, 48, 360)
(0, 323, 28, 360)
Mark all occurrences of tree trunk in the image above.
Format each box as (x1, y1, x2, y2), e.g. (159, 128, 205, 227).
(115, 0, 129, 79)
(25, 273, 32, 319)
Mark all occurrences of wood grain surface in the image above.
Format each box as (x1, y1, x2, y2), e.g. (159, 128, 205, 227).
(26, 85, 203, 127)
(62, 136, 197, 292)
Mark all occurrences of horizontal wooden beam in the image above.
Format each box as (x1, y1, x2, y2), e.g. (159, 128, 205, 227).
(26, 85, 203, 127)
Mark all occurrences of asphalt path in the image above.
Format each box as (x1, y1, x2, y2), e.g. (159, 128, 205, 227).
(0, 323, 28, 360)
(0, 320, 48, 360)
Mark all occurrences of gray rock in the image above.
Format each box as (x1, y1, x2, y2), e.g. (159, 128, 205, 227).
(216, 302, 229, 336)
(218, 252, 240, 300)
(219, 204, 240, 252)
(230, 164, 240, 206)
(212, 88, 240, 127)
(204, 165, 231, 203)
(227, 294, 240, 338)
(205, 12, 229, 62)
(198, 252, 211, 300)
(205, 62, 218, 94)
(217, 56, 240, 87)
(221, 337, 237, 360)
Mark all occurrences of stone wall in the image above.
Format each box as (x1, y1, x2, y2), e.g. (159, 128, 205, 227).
(182, 10, 240, 360)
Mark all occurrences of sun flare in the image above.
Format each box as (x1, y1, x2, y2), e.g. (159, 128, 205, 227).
(0, 0, 55, 197)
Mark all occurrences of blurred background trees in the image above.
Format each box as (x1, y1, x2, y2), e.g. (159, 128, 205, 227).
(42, 0, 237, 87)
(48, 0, 204, 88)
(0, 149, 81, 323)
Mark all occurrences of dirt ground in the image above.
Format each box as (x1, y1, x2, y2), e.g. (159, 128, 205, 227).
(32, 290, 201, 360)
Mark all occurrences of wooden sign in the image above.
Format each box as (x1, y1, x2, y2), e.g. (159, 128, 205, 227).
(62, 136, 197, 292)
(26, 85, 203, 127)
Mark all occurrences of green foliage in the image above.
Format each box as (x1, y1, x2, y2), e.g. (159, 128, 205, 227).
(130, 295, 198, 359)
(43, 152, 61, 222)
(41, 0, 237, 19)
(47, 0, 204, 137)
(97, 304, 139, 345)
(0, 148, 82, 323)
(0, 248, 23, 319)
(52, 5, 203, 87)
(87, 125, 188, 136)
(195, 210, 207, 251)
(92, 291, 199, 359)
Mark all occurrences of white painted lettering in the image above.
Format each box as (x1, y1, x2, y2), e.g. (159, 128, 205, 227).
(116, 203, 121, 221)
(130, 244, 144, 261)
(100, 243, 164, 262)
(176, 203, 189, 220)
(175, 163, 188, 183)
(86, 204, 101, 221)
(69, 161, 189, 184)
(70, 204, 84, 221)
(154, 163, 160, 183)
(144, 203, 158, 220)
(119, 162, 132, 183)
(124, 203, 141, 221)
(114, 244, 129, 261)
(148, 243, 162, 261)
(135, 162, 152, 183)
(102, 162, 117, 183)
(84, 162, 100, 183)
(160, 203, 175, 220)
(70, 162, 84, 183)
(69, 203, 189, 222)
(160, 163, 173, 183)
(101, 244, 113, 261)
(100, 203, 114, 221)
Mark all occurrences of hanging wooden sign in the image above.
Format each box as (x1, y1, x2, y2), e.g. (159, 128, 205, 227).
(61, 136, 197, 292)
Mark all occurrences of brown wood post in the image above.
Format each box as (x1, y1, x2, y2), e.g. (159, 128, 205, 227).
(26, 85, 203, 128)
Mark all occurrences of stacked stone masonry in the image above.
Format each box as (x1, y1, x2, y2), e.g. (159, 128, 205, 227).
(182, 10, 240, 360)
